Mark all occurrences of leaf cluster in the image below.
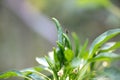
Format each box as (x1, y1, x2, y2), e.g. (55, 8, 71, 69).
(0, 18, 120, 80)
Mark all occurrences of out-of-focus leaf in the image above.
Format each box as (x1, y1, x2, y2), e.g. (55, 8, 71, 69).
(52, 18, 63, 44)
(28, 73, 43, 80)
(20, 66, 43, 74)
(89, 29, 120, 58)
(72, 32, 80, 56)
(0, 70, 22, 79)
(45, 56, 54, 69)
(90, 52, 120, 62)
(71, 58, 83, 68)
(77, 63, 89, 80)
(0, 66, 45, 80)
(28, 0, 46, 10)
(63, 33, 72, 49)
(21, 67, 50, 80)
(76, 0, 111, 8)
(100, 42, 116, 50)
(28, 72, 50, 80)
(0, 70, 31, 80)
(100, 42, 120, 52)
(64, 48, 74, 61)
(79, 39, 89, 59)
(103, 67, 120, 80)
(36, 57, 49, 67)
(45, 57, 59, 80)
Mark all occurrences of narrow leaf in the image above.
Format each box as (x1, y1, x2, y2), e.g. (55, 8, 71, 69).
(45, 56, 59, 80)
(21, 67, 51, 80)
(52, 18, 63, 44)
(89, 29, 120, 58)
(56, 41, 64, 51)
(72, 32, 80, 56)
(45, 56, 54, 69)
(79, 39, 89, 59)
(28, 73, 43, 80)
(90, 52, 120, 62)
(53, 47, 60, 70)
(0, 70, 31, 80)
(63, 33, 72, 49)
(0, 70, 22, 79)
(100, 42, 120, 52)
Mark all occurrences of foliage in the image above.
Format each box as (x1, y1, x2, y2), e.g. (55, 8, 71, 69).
(76, 0, 111, 8)
(0, 18, 120, 80)
(76, 0, 120, 18)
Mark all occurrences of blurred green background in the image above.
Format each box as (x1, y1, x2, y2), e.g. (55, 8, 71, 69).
(0, 0, 120, 79)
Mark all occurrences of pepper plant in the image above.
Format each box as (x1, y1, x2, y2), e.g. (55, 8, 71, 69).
(0, 18, 120, 80)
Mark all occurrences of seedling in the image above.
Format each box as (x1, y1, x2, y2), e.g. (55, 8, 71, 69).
(0, 18, 120, 80)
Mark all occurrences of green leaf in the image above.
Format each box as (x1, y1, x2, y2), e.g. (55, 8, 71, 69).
(56, 41, 65, 66)
(45, 56, 59, 80)
(45, 56, 54, 69)
(0, 67, 45, 80)
(72, 32, 80, 56)
(21, 66, 43, 74)
(63, 33, 72, 49)
(55, 48, 65, 67)
(34, 66, 44, 72)
(0, 70, 31, 80)
(77, 63, 89, 80)
(28, 73, 43, 80)
(64, 48, 74, 61)
(76, 0, 111, 8)
(28, 72, 50, 80)
(100, 42, 120, 52)
(0, 70, 22, 79)
(89, 29, 120, 58)
(21, 67, 51, 80)
(53, 47, 60, 70)
(53, 48, 58, 63)
(79, 39, 89, 59)
(52, 18, 63, 44)
(56, 41, 64, 51)
(90, 52, 120, 62)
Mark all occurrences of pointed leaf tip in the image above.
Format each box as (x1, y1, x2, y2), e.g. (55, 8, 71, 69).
(52, 18, 63, 44)
(52, 18, 61, 29)
(89, 29, 120, 58)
